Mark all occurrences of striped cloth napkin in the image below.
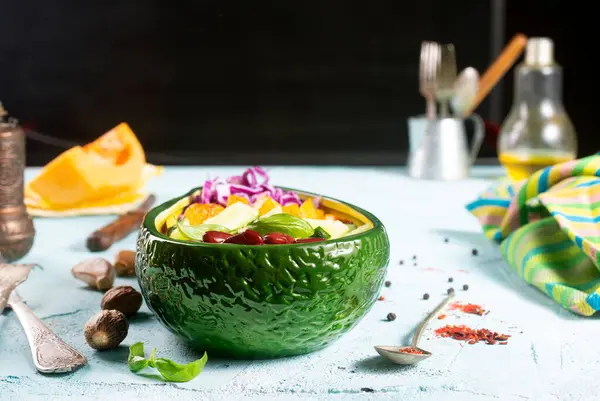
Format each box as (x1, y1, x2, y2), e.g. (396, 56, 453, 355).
(467, 154, 600, 316)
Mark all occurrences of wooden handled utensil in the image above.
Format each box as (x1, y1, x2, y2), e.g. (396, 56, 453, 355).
(86, 194, 156, 252)
(464, 33, 528, 117)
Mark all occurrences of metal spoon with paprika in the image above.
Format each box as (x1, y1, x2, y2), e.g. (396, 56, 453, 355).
(375, 292, 454, 365)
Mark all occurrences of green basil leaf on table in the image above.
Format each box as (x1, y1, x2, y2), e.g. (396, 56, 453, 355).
(311, 226, 331, 239)
(128, 342, 149, 372)
(153, 355, 208, 383)
(127, 342, 208, 382)
(177, 223, 231, 241)
(248, 213, 314, 238)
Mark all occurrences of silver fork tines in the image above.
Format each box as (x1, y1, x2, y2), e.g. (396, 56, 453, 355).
(419, 41, 441, 120)
(436, 44, 458, 118)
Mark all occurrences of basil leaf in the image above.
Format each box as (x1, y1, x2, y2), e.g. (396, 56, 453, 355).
(311, 226, 331, 239)
(177, 223, 231, 241)
(154, 353, 208, 383)
(248, 213, 314, 238)
(148, 348, 158, 367)
(128, 342, 148, 372)
(127, 342, 208, 383)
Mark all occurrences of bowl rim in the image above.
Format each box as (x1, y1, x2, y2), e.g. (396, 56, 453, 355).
(142, 186, 386, 249)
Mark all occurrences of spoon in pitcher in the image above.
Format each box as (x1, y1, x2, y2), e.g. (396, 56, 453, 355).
(374, 292, 454, 365)
(450, 67, 479, 117)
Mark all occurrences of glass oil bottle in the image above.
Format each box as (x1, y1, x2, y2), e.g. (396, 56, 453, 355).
(498, 37, 577, 181)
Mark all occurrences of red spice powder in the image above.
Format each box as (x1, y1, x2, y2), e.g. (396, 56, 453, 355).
(399, 347, 424, 354)
(378, 296, 385, 301)
(437, 314, 447, 320)
(449, 302, 486, 316)
(434, 324, 511, 345)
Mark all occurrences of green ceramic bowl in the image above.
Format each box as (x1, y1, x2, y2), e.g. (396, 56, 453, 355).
(136, 187, 390, 359)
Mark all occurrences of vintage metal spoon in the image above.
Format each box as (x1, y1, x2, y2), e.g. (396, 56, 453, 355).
(7, 291, 88, 373)
(375, 292, 454, 365)
(0, 262, 36, 313)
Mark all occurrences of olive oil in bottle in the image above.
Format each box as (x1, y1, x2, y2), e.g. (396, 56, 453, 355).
(498, 38, 577, 181)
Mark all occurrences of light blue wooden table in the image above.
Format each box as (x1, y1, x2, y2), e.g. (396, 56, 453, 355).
(0, 166, 593, 401)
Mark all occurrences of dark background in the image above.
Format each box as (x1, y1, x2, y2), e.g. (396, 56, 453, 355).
(0, 0, 596, 166)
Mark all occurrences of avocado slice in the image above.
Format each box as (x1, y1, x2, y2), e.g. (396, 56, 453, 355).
(203, 202, 259, 232)
(304, 218, 350, 239)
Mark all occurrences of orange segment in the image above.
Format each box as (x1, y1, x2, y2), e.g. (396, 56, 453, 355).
(282, 204, 301, 217)
(258, 196, 281, 216)
(227, 195, 249, 206)
(300, 198, 325, 219)
(184, 203, 224, 225)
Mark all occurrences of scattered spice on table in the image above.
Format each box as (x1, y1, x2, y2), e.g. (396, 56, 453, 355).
(437, 314, 446, 320)
(361, 388, 375, 393)
(463, 284, 469, 291)
(423, 293, 430, 300)
(378, 296, 385, 301)
(399, 347, 424, 354)
(385, 280, 391, 287)
(447, 288, 455, 295)
(386, 312, 396, 321)
(472, 249, 479, 256)
(435, 324, 511, 345)
(448, 277, 453, 283)
(412, 255, 417, 260)
(449, 302, 486, 316)
(399, 260, 404, 265)
(444, 238, 449, 243)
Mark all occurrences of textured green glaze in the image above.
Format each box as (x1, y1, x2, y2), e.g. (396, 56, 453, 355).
(136, 187, 390, 359)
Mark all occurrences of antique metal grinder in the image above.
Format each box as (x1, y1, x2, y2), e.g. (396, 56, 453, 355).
(0, 103, 34, 261)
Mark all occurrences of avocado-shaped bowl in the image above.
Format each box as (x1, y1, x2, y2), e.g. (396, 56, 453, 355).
(136, 187, 390, 359)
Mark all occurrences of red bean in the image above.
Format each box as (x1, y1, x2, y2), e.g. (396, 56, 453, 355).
(295, 238, 325, 243)
(203, 231, 232, 243)
(264, 232, 295, 245)
(223, 229, 264, 245)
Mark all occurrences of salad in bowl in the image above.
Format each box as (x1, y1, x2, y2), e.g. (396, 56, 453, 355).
(155, 166, 372, 245)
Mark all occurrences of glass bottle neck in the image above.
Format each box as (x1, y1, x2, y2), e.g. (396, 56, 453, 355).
(513, 64, 563, 106)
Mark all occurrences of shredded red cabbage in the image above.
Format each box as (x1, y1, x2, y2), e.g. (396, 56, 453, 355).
(198, 166, 302, 207)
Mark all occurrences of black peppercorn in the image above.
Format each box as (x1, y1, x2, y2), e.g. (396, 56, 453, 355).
(385, 281, 391, 287)
(447, 288, 455, 295)
(386, 312, 396, 321)
(448, 277, 453, 283)
(472, 249, 479, 256)
(444, 238, 449, 243)
(463, 284, 469, 291)
(423, 293, 430, 300)
(412, 255, 417, 260)
(399, 260, 404, 265)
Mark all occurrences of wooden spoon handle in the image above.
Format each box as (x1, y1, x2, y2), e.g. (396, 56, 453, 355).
(464, 33, 528, 117)
(86, 194, 156, 252)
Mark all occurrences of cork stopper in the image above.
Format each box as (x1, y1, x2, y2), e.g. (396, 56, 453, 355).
(525, 37, 554, 66)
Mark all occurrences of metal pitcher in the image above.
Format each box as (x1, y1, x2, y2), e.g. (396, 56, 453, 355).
(407, 114, 485, 180)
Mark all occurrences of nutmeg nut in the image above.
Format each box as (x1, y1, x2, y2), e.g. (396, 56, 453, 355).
(114, 250, 136, 277)
(101, 285, 143, 316)
(72, 258, 115, 290)
(84, 310, 129, 350)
